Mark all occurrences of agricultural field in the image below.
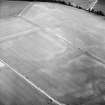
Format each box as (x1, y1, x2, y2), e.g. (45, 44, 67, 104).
(0, 1, 29, 18)
(0, 61, 56, 105)
(0, 1, 105, 105)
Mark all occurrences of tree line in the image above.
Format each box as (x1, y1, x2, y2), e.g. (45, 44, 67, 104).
(13, 0, 105, 16)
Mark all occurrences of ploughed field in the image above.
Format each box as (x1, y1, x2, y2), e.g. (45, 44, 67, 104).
(1, 1, 105, 105)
